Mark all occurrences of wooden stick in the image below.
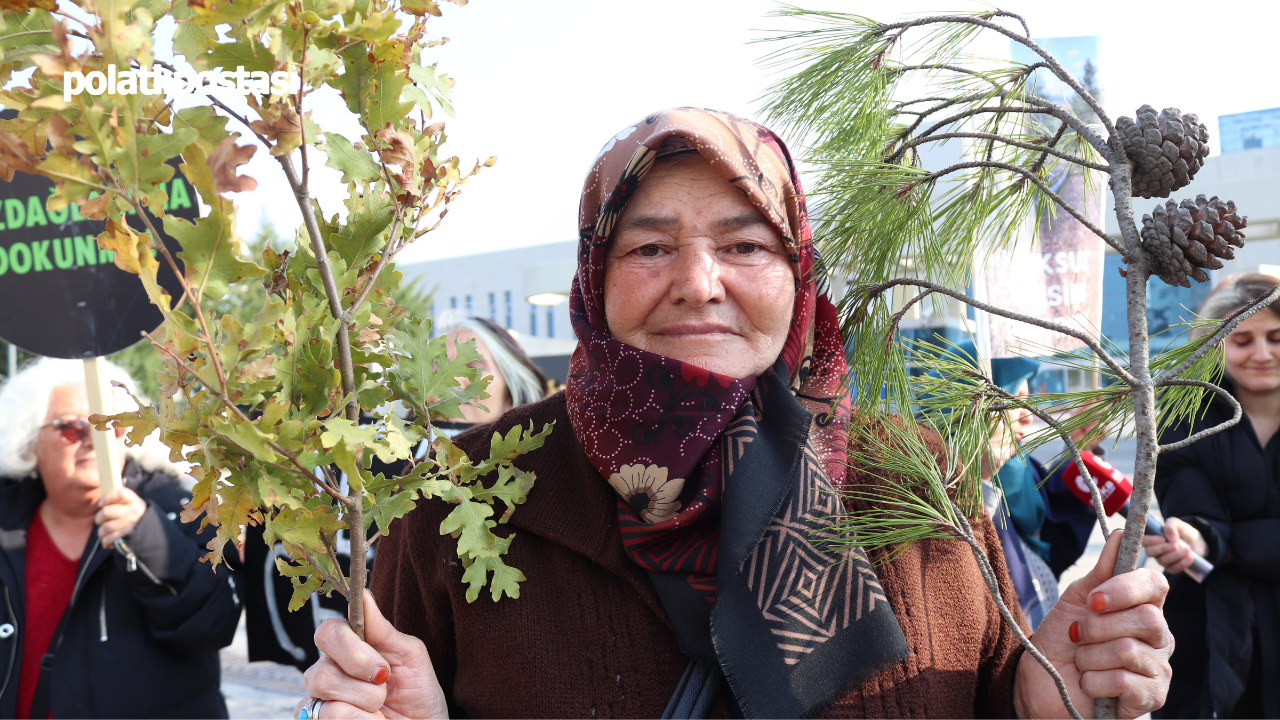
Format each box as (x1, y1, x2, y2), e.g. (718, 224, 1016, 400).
(83, 357, 123, 495)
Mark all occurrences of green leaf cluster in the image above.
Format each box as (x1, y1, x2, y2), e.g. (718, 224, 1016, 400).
(5, 0, 541, 610)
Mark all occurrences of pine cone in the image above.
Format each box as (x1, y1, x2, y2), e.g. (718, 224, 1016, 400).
(1116, 105, 1209, 199)
(1140, 194, 1247, 287)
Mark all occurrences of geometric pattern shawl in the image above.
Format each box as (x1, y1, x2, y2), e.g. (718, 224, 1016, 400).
(564, 108, 908, 718)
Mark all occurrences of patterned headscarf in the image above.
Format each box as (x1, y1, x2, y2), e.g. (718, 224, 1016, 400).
(565, 108, 908, 718)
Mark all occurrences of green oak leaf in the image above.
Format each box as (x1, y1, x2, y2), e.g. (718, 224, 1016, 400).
(208, 416, 281, 463)
(439, 499, 498, 558)
(365, 488, 416, 536)
(386, 317, 489, 420)
(322, 133, 380, 183)
(460, 546, 524, 602)
(331, 189, 393, 267)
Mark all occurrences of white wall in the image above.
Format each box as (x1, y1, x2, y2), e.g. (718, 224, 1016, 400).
(397, 240, 578, 356)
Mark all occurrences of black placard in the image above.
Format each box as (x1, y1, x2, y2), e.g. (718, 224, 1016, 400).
(0, 156, 196, 359)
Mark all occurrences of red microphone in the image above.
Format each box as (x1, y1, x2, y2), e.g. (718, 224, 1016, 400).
(1062, 451, 1213, 583)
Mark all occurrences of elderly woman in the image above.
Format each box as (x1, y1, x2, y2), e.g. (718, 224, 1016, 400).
(301, 109, 1172, 719)
(1146, 273, 1280, 718)
(0, 358, 241, 718)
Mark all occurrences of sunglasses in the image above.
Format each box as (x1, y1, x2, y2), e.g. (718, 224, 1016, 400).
(42, 417, 124, 445)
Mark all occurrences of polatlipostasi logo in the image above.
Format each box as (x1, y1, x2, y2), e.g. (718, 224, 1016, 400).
(63, 64, 298, 102)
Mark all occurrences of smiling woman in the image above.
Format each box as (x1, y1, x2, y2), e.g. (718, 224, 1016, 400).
(298, 108, 1174, 720)
(1150, 273, 1280, 718)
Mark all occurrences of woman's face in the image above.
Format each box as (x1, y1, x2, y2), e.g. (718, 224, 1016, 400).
(34, 382, 120, 511)
(448, 330, 512, 424)
(1222, 310, 1280, 394)
(603, 154, 794, 378)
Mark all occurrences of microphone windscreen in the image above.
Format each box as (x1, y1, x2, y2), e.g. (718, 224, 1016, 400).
(1060, 451, 1133, 516)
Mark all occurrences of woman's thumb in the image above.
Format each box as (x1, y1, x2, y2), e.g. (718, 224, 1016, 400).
(360, 590, 403, 653)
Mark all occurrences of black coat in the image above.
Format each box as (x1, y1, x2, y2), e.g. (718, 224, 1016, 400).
(0, 459, 242, 718)
(1154, 377, 1280, 718)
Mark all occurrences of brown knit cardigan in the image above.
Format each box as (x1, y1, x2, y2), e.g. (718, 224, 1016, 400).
(370, 393, 1029, 718)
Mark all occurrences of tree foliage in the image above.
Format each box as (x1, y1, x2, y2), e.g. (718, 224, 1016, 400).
(1, 0, 548, 635)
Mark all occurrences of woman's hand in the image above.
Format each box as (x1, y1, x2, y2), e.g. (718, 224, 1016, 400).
(1013, 529, 1173, 719)
(95, 487, 147, 547)
(1140, 517, 1208, 575)
(296, 591, 447, 719)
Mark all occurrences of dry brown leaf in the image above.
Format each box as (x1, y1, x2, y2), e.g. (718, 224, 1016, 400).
(0, 132, 36, 182)
(208, 136, 259, 195)
(78, 192, 111, 220)
(47, 113, 74, 151)
(249, 106, 302, 157)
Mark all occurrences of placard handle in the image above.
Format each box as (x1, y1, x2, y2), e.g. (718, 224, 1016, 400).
(83, 357, 122, 496)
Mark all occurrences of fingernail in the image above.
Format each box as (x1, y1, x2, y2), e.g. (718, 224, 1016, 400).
(372, 666, 388, 684)
(1088, 591, 1110, 612)
(1068, 621, 1081, 643)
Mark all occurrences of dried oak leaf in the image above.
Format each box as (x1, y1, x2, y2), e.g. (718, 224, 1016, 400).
(249, 106, 303, 157)
(78, 192, 111, 220)
(374, 123, 421, 199)
(47, 113, 74, 151)
(208, 136, 258, 195)
(0, 132, 36, 182)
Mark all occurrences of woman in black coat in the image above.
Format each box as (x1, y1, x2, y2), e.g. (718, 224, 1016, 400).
(1148, 273, 1280, 718)
(0, 358, 241, 718)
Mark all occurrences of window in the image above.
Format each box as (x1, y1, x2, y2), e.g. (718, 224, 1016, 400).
(504, 291, 513, 329)
(530, 306, 537, 336)
(488, 292, 496, 322)
(465, 295, 472, 314)
(547, 307, 554, 338)
(450, 296, 457, 309)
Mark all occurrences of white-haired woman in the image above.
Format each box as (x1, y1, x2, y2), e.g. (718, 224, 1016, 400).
(435, 313, 549, 430)
(0, 357, 241, 719)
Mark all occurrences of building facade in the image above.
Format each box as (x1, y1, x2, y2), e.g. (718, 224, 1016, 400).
(397, 240, 579, 380)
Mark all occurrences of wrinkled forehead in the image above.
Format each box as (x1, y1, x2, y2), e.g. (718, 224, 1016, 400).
(579, 109, 802, 249)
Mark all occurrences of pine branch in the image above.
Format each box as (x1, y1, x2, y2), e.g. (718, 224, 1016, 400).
(1156, 380, 1242, 453)
(894, 132, 1107, 172)
(986, 384, 1110, 534)
(871, 14, 1113, 142)
(867, 279, 1136, 385)
(903, 160, 1121, 253)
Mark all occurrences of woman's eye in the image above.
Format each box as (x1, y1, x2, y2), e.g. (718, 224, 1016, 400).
(733, 242, 760, 254)
(636, 244, 662, 257)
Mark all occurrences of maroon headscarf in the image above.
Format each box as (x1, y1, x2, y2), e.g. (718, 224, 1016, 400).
(565, 108, 906, 718)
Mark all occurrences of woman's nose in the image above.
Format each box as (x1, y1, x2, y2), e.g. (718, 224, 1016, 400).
(1253, 338, 1275, 362)
(668, 243, 724, 305)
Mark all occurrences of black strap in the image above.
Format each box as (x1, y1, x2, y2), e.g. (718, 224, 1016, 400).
(27, 652, 54, 719)
(661, 656, 724, 719)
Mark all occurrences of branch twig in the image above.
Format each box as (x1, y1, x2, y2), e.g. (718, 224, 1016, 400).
(895, 132, 1107, 172)
(950, 503, 1082, 720)
(1156, 380, 1242, 453)
(985, 383, 1110, 534)
(906, 160, 1121, 253)
(867, 279, 1137, 386)
(1154, 284, 1280, 383)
